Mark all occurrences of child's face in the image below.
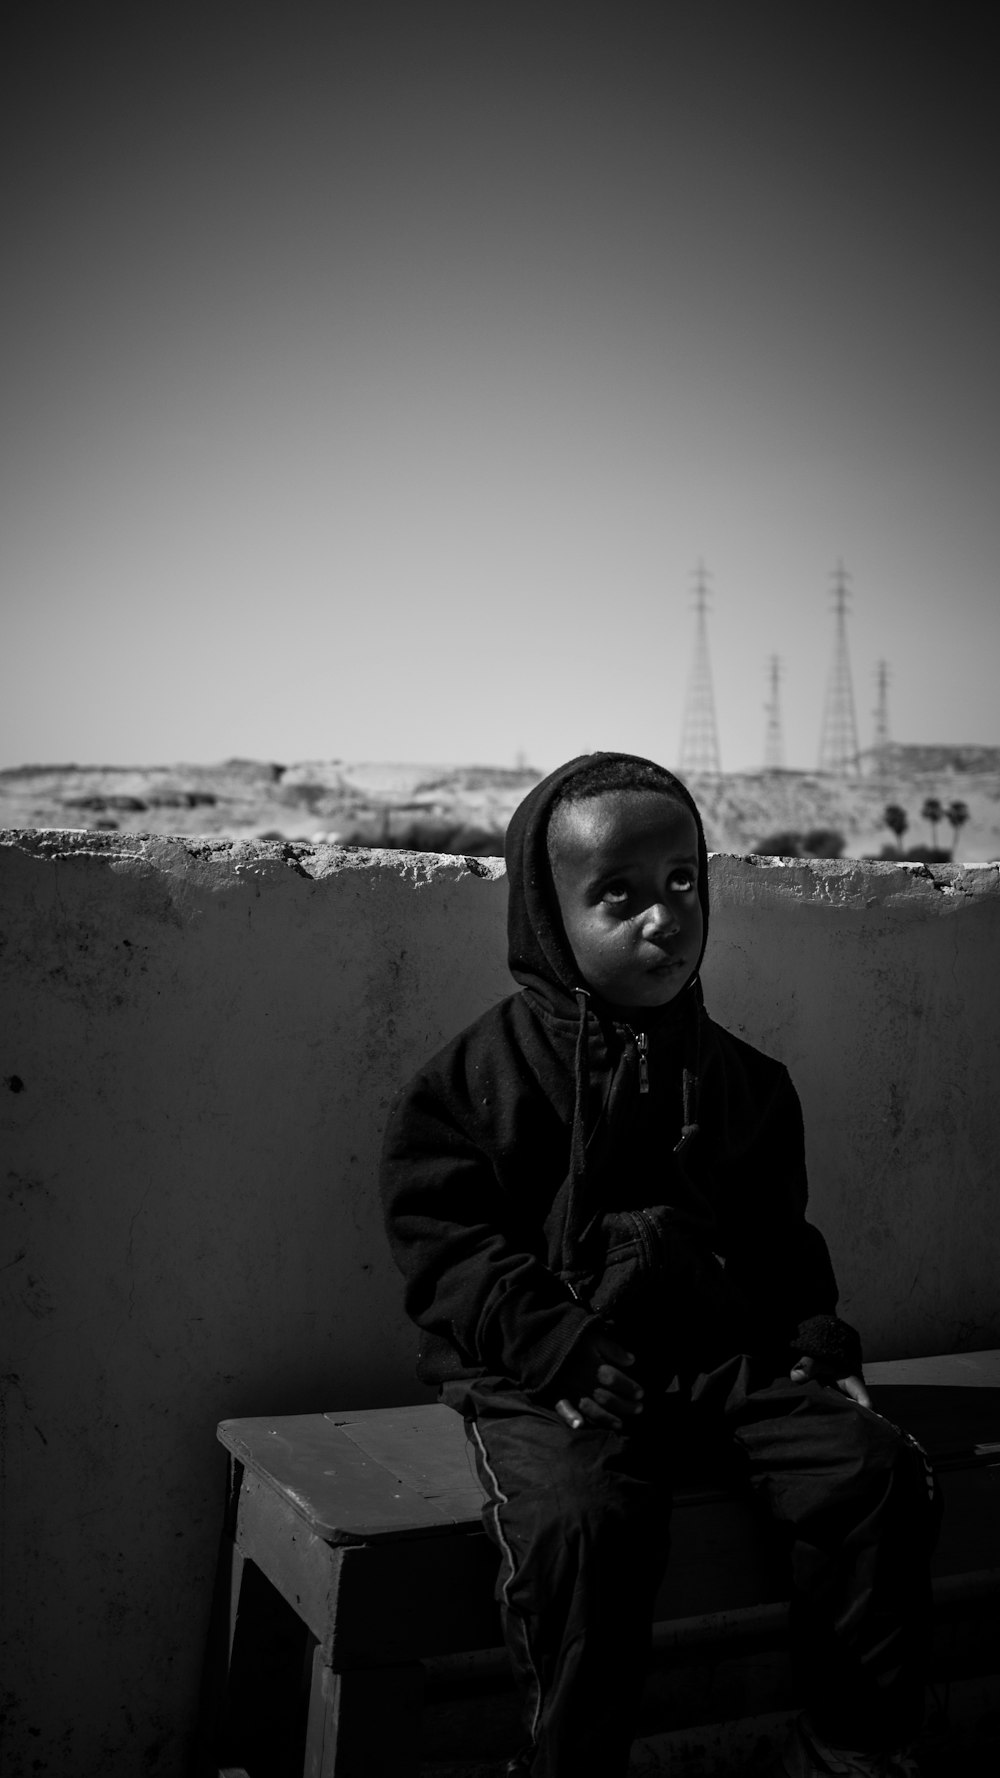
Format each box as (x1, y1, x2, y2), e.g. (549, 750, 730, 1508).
(547, 790, 703, 1016)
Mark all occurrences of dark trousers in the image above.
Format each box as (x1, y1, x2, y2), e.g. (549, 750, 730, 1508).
(462, 1357, 940, 1778)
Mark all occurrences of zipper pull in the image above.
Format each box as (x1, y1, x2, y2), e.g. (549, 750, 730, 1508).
(635, 1030, 649, 1094)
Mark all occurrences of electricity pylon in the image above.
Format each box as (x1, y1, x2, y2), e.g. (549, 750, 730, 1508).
(817, 562, 860, 776)
(763, 654, 785, 770)
(678, 563, 722, 777)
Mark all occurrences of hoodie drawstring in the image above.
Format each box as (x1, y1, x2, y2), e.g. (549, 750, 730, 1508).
(558, 986, 592, 1275)
(675, 1067, 699, 1152)
(674, 980, 702, 1153)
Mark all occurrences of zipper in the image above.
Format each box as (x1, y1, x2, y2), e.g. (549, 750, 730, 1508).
(624, 1025, 649, 1094)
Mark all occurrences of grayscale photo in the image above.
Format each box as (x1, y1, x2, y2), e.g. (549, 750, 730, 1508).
(2, 6, 998, 1777)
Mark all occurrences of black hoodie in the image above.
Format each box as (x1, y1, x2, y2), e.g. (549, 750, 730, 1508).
(380, 752, 861, 1401)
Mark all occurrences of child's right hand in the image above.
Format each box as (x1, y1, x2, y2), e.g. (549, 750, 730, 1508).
(554, 1331, 644, 1432)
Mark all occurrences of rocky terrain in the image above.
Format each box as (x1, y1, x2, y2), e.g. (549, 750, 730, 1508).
(2, 745, 998, 861)
(689, 750, 1000, 861)
(0, 759, 539, 856)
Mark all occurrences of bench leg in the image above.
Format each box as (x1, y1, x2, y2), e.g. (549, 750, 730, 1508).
(194, 1533, 249, 1771)
(304, 1647, 424, 1778)
(197, 1535, 312, 1775)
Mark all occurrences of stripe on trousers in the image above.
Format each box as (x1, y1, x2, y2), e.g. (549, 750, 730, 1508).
(469, 1418, 546, 1747)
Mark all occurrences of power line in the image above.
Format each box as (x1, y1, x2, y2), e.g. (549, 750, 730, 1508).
(817, 561, 861, 776)
(678, 562, 722, 776)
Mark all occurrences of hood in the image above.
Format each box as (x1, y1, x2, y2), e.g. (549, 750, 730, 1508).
(503, 751, 710, 1018)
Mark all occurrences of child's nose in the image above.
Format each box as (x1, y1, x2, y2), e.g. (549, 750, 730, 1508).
(643, 901, 680, 938)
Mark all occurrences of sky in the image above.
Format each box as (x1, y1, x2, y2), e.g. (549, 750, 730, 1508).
(2, 1, 998, 775)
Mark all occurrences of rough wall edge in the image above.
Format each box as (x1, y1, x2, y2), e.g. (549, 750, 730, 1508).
(707, 851, 1000, 907)
(2, 829, 997, 903)
(0, 828, 507, 885)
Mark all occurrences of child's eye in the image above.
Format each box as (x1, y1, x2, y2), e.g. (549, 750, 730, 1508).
(600, 883, 630, 907)
(668, 870, 696, 893)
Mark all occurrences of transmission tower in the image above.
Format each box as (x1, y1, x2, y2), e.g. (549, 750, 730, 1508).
(678, 563, 722, 776)
(817, 562, 860, 776)
(763, 654, 785, 770)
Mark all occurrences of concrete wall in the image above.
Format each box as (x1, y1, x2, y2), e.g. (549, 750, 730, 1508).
(2, 831, 999, 1777)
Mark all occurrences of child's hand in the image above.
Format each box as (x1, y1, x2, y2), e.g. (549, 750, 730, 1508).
(554, 1332, 644, 1432)
(790, 1353, 872, 1410)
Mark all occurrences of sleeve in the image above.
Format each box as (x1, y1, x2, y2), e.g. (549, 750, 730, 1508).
(721, 1065, 864, 1372)
(379, 1057, 603, 1396)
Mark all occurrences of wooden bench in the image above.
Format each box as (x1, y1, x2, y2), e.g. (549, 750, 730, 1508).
(197, 1351, 1000, 1777)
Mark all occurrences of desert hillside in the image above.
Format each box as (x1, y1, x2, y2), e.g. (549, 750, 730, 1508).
(1, 746, 998, 861)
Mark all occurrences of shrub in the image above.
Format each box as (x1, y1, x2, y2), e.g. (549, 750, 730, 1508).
(753, 831, 803, 857)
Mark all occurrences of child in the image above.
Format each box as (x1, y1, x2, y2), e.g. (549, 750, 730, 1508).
(380, 752, 938, 1778)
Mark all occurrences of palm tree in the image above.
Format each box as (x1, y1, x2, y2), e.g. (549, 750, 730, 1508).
(883, 804, 908, 855)
(946, 800, 969, 857)
(921, 797, 944, 849)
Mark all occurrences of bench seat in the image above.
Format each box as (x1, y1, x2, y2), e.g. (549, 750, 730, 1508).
(198, 1350, 1000, 1776)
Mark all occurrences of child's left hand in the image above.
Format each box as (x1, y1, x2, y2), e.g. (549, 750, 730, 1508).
(789, 1353, 872, 1409)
